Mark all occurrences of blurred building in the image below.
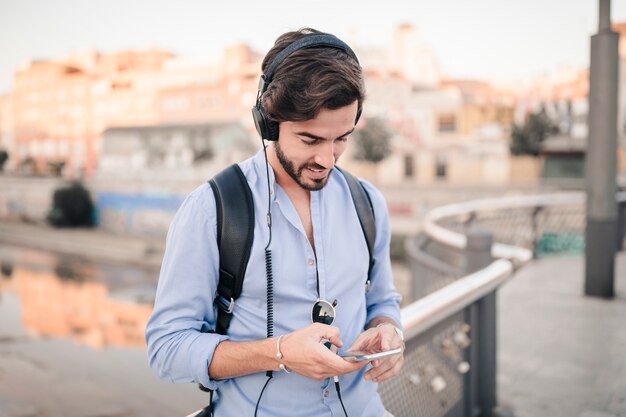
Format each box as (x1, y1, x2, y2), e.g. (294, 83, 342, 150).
(11, 50, 172, 177)
(511, 68, 589, 185)
(348, 24, 521, 185)
(157, 44, 260, 125)
(0, 94, 14, 171)
(98, 122, 254, 178)
(510, 22, 626, 185)
(15, 23, 623, 186)
(8, 45, 261, 178)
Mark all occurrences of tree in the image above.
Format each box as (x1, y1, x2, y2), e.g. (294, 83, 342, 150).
(510, 110, 559, 156)
(47, 159, 65, 176)
(352, 117, 392, 163)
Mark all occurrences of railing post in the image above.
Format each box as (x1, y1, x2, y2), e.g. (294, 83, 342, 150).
(531, 206, 542, 257)
(463, 304, 479, 417)
(464, 225, 495, 417)
(617, 199, 626, 251)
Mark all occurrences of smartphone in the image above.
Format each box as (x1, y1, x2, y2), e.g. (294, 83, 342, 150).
(339, 347, 402, 362)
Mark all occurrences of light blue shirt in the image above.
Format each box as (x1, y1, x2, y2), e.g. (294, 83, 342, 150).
(146, 149, 402, 417)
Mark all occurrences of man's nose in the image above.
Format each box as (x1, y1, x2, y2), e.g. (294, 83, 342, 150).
(314, 142, 336, 169)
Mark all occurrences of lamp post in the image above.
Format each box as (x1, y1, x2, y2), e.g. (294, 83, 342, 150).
(585, 0, 619, 297)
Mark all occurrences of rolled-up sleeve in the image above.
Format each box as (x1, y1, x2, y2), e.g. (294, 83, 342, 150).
(361, 181, 403, 328)
(145, 184, 229, 390)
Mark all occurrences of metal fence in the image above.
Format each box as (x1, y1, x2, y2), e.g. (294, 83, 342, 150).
(379, 192, 626, 417)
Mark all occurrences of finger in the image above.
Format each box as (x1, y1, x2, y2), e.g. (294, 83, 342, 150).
(370, 358, 403, 382)
(378, 328, 396, 352)
(346, 332, 369, 351)
(364, 356, 401, 381)
(319, 350, 367, 376)
(346, 329, 379, 352)
(364, 361, 391, 380)
(312, 323, 343, 348)
(332, 357, 369, 374)
(368, 367, 395, 383)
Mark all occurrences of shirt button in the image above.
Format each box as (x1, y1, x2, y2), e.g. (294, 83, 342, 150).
(307, 258, 315, 266)
(323, 390, 330, 398)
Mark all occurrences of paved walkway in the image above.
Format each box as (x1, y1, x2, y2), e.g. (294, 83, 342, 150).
(498, 253, 626, 417)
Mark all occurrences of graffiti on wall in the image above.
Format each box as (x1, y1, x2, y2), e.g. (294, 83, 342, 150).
(96, 192, 184, 236)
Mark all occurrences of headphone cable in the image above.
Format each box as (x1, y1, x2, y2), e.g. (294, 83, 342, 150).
(254, 139, 275, 417)
(334, 376, 349, 417)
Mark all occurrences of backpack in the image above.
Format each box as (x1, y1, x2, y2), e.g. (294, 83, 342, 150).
(209, 163, 376, 335)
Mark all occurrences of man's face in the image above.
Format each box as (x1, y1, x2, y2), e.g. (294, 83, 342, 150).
(274, 101, 358, 191)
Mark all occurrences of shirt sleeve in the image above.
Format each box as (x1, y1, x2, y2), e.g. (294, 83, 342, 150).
(145, 183, 229, 390)
(360, 180, 403, 329)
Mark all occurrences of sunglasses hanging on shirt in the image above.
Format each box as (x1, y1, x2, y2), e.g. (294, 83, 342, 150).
(311, 298, 337, 326)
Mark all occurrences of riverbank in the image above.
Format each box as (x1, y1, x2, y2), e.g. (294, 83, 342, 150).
(0, 220, 165, 269)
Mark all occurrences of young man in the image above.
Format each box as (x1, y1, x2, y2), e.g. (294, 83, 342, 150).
(146, 28, 404, 417)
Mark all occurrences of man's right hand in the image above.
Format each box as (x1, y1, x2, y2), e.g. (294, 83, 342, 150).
(278, 323, 366, 380)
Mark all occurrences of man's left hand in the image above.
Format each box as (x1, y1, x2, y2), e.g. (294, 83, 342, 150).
(346, 322, 404, 383)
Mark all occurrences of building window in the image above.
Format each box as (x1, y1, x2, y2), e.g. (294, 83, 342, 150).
(404, 155, 414, 178)
(161, 96, 189, 111)
(435, 155, 447, 179)
(438, 113, 456, 133)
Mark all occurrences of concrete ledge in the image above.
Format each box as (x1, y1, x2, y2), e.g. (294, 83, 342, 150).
(0, 221, 164, 269)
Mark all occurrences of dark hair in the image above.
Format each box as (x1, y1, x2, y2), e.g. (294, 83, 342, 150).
(261, 28, 365, 123)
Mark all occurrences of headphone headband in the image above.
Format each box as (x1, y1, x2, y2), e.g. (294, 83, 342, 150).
(259, 34, 360, 94)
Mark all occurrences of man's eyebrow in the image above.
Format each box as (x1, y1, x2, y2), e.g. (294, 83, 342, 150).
(295, 128, 355, 141)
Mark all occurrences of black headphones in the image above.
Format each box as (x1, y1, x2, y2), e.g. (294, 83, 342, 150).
(251, 34, 362, 141)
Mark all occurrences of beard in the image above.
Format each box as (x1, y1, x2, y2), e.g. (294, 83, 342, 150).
(274, 141, 334, 191)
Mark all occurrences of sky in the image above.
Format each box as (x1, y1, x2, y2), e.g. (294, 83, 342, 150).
(1, 0, 625, 94)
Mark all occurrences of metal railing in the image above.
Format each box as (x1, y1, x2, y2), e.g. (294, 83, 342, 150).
(379, 191, 626, 417)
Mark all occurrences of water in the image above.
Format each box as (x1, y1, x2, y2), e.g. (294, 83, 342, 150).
(0, 245, 207, 417)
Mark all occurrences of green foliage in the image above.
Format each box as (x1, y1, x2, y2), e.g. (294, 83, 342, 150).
(47, 181, 96, 227)
(352, 117, 392, 163)
(0, 150, 8, 171)
(510, 110, 559, 156)
(47, 160, 65, 176)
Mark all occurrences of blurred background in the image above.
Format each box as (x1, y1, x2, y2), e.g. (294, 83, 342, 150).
(1, 1, 626, 416)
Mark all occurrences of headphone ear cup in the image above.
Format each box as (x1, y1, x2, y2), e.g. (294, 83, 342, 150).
(251, 104, 280, 141)
(266, 119, 279, 141)
(252, 105, 268, 139)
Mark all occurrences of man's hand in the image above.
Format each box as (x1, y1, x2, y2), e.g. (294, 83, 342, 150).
(279, 323, 366, 380)
(347, 322, 404, 383)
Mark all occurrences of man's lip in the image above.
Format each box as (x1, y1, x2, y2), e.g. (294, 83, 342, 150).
(305, 166, 329, 179)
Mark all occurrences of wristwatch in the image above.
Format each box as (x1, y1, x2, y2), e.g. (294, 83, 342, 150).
(394, 326, 404, 342)
(376, 323, 404, 342)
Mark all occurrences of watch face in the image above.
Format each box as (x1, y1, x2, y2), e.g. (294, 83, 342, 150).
(394, 327, 404, 341)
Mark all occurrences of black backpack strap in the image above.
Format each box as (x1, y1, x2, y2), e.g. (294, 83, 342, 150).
(209, 163, 255, 335)
(191, 388, 213, 416)
(335, 167, 376, 288)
